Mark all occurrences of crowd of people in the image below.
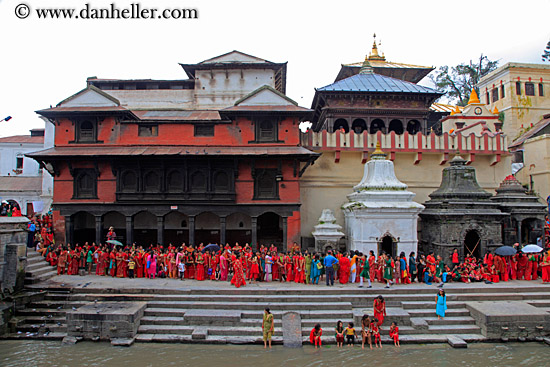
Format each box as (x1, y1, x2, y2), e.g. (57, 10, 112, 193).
(35, 232, 550, 287)
(262, 294, 407, 349)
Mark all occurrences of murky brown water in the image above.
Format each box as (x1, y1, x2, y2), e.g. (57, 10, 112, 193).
(0, 341, 547, 367)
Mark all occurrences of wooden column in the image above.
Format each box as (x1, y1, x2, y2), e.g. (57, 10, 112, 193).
(189, 216, 195, 246)
(251, 216, 258, 248)
(157, 215, 164, 245)
(65, 216, 73, 245)
(125, 215, 133, 246)
(282, 216, 288, 250)
(95, 215, 102, 245)
(220, 216, 226, 245)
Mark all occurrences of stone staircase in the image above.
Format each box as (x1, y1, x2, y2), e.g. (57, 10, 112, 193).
(4, 285, 550, 344)
(25, 249, 57, 285)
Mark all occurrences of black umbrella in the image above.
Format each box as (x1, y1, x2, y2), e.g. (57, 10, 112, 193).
(495, 245, 517, 257)
(202, 243, 220, 253)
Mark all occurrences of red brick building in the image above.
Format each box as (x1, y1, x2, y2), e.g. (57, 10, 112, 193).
(29, 51, 318, 249)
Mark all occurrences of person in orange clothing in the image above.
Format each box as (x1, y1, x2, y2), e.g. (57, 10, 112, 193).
(426, 252, 437, 275)
(195, 251, 205, 281)
(338, 253, 351, 284)
(309, 324, 323, 349)
(389, 322, 400, 347)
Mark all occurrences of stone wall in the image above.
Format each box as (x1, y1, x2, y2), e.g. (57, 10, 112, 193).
(0, 217, 29, 295)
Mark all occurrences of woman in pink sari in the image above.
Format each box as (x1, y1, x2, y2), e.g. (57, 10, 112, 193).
(147, 251, 157, 279)
(220, 250, 229, 281)
(231, 254, 246, 288)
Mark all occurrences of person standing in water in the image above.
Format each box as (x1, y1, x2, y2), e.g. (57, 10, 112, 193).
(262, 308, 274, 349)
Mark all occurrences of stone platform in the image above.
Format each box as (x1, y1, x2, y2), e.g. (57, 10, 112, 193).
(2, 274, 550, 347)
(66, 301, 146, 345)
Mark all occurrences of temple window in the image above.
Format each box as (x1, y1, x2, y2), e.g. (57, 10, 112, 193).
(539, 83, 544, 97)
(76, 120, 97, 143)
(491, 88, 499, 102)
(194, 124, 215, 137)
(73, 169, 97, 199)
(525, 83, 535, 96)
(351, 119, 367, 133)
(255, 119, 278, 142)
(370, 119, 385, 134)
(333, 119, 349, 133)
(500, 85, 505, 98)
(516, 82, 522, 95)
(388, 119, 404, 135)
(138, 125, 158, 137)
(254, 169, 279, 200)
(407, 120, 421, 135)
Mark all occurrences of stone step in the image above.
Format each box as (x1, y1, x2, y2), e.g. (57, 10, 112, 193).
(144, 308, 186, 317)
(25, 270, 58, 285)
(16, 324, 67, 333)
(0, 332, 67, 341)
(423, 316, 476, 325)
(27, 260, 52, 272)
(145, 300, 353, 311)
(137, 325, 193, 335)
(140, 316, 186, 326)
(428, 324, 481, 334)
(26, 266, 57, 278)
(21, 316, 65, 324)
(240, 310, 354, 320)
(402, 301, 466, 309)
(16, 308, 67, 317)
(407, 308, 471, 318)
(28, 300, 86, 309)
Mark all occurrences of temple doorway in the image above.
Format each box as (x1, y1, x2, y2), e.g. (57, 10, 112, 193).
(378, 233, 396, 258)
(73, 211, 94, 246)
(464, 230, 481, 259)
(257, 212, 283, 250)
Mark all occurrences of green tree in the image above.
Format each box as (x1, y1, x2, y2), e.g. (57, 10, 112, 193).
(429, 54, 499, 106)
(543, 40, 550, 62)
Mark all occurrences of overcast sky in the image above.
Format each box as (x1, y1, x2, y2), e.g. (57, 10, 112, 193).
(1, 0, 549, 137)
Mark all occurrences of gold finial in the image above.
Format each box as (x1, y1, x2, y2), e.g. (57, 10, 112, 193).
(371, 141, 386, 159)
(467, 88, 480, 105)
(493, 106, 499, 114)
(368, 33, 386, 61)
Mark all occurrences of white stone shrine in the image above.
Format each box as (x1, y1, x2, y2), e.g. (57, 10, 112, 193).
(312, 209, 345, 252)
(342, 143, 424, 257)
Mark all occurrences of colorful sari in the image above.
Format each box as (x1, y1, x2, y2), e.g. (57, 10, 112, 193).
(231, 258, 246, 288)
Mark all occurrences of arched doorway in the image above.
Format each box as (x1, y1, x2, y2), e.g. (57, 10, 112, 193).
(464, 230, 481, 259)
(388, 119, 404, 135)
(407, 120, 421, 134)
(258, 212, 283, 251)
(378, 233, 397, 258)
(370, 119, 385, 134)
(226, 212, 251, 246)
(351, 119, 367, 134)
(521, 218, 542, 245)
(333, 118, 349, 133)
(164, 211, 189, 246)
(133, 211, 157, 248)
(195, 212, 220, 245)
(73, 211, 94, 246)
(103, 211, 126, 244)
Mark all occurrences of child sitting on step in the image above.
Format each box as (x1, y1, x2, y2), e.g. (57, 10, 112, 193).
(371, 318, 382, 348)
(389, 322, 400, 347)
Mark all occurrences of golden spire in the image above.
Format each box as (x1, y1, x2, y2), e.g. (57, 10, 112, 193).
(368, 33, 386, 61)
(493, 106, 499, 114)
(467, 88, 481, 105)
(371, 141, 387, 159)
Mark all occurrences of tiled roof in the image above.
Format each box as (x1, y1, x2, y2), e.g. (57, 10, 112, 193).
(318, 72, 442, 94)
(0, 135, 44, 144)
(509, 114, 550, 149)
(0, 176, 42, 192)
(430, 103, 464, 113)
(222, 105, 311, 112)
(27, 146, 319, 158)
(132, 110, 221, 121)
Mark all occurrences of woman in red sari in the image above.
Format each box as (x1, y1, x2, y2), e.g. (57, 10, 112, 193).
(368, 251, 376, 283)
(373, 295, 386, 326)
(195, 252, 205, 281)
(339, 253, 351, 284)
(271, 252, 279, 281)
(109, 250, 116, 277)
(231, 254, 246, 288)
(70, 247, 80, 275)
(286, 252, 294, 282)
(98, 248, 109, 276)
(116, 249, 125, 278)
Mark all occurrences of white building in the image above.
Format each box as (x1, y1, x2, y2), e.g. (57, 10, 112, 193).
(0, 119, 54, 215)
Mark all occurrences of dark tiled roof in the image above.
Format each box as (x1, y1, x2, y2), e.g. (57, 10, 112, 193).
(132, 110, 221, 121)
(27, 146, 318, 158)
(223, 105, 311, 112)
(318, 72, 441, 94)
(509, 114, 550, 149)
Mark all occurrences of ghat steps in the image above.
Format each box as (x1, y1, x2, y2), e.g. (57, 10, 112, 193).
(24, 250, 57, 285)
(4, 283, 550, 344)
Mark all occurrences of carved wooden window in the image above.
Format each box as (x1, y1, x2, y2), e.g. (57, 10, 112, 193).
(121, 170, 137, 192)
(256, 120, 277, 142)
(143, 171, 160, 192)
(138, 125, 158, 137)
(73, 169, 97, 199)
(194, 125, 214, 137)
(167, 170, 184, 192)
(213, 171, 229, 192)
(190, 171, 206, 192)
(254, 169, 278, 199)
(77, 120, 96, 142)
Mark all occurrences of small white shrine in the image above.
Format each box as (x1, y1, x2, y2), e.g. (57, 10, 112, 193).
(312, 209, 345, 252)
(342, 143, 424, 257)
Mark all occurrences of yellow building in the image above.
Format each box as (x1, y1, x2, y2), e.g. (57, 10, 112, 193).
(478, 62, 550, 140)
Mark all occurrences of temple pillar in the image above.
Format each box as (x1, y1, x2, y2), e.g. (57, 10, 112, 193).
(125, 215, 133, 246)
(517, 220, 522, 244)
(282, 216, 288, 250)
(189, 216, 195, 246)
(251, 216, 258, 247)
(220, 216, 226, 245)
(95, 215, 102, 245)
(65, 216, 73, 244)
(157, 215, 164, 245)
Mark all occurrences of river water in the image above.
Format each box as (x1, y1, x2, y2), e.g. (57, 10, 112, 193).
(0, 341, 547, 367)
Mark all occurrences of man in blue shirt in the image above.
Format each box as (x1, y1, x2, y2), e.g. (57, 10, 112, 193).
(323, 251, 339, 286)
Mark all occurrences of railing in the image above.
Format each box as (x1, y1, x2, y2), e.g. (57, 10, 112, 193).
(301, 130, 508, 165)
